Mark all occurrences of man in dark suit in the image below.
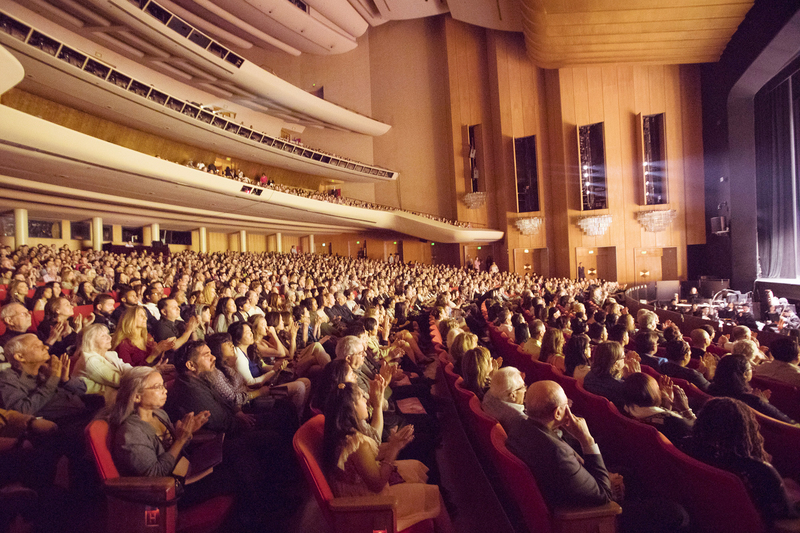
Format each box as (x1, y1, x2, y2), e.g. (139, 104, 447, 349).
(505, 380, 613, 508)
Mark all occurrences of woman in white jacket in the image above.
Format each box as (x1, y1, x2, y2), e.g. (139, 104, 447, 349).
(74, 323, 132, 402)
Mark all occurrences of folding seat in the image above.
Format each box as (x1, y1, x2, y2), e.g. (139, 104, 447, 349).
(293, 415, 434, 533)
(466, 395, 498, 454)
(452, 376, 477, 421)
(85, 419, 234, 533)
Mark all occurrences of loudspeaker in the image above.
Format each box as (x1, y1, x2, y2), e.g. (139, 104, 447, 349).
(711, 216, 727, 233)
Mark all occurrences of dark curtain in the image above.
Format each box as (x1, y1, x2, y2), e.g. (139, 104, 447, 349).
(755, 78, 799, 279)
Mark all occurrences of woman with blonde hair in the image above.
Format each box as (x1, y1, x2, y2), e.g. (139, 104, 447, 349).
(112, 306, 174, 367)
(74, 323, 132, 402)
(448, 332, 478, 370)
(200, 281, 217, 309)
(461, 346, 501, 400)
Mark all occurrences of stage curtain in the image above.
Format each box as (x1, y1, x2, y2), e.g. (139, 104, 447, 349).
(755, 78, 799, 279)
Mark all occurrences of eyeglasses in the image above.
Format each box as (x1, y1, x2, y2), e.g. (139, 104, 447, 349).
(143, 384, 167, 391)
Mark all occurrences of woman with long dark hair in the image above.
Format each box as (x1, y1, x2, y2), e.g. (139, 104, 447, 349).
(708, 354, 795, 424)
(688, 397, 799, 524)
(322, 381, 450, 531)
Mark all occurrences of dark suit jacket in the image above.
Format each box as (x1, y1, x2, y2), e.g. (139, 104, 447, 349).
(505, 416, 612, 509)
(165, 373, 236, 434)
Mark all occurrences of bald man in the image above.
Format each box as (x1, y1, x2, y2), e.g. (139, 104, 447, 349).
(505, 380, 612, 509)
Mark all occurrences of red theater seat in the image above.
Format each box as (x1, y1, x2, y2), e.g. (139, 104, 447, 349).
(293, 415, 434, 533)
(85, 419, 233, 533)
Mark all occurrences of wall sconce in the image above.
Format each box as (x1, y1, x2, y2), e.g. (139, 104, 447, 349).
(462, 192, 487, 209)
(636, 209, 677, 232)
(577, 215, 612, 236)
(515, 217, 544, 235)
(588, 268, 597, 276)
(588, 250, 594, 254)
(639, 270, 650, 277)
(524, 249, 530, 253)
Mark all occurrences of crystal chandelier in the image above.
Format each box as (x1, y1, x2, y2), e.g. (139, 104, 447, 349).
(636, 209, 677, 232)
(577, 215, 613, 236)
(515, 217, 543, 235)
(462, 192, 487, 209)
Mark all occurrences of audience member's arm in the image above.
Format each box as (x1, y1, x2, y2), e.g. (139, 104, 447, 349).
(232, 349, 270, 386)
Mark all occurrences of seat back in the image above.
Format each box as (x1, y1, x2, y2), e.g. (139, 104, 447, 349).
(442, 363, 460, 397)
(750, 375, 800, 422)
(293, 415, 336, 526)
(752, 409, 800, 480)
(467, 395, 499, 453)
(85, 419, 121, 481)
(488, 424, 552, 533)
(452, 377, 476, 420)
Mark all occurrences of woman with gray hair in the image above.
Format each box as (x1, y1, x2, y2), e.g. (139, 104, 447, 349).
(481, 366, 526, 429)
(74, 322, 133, 402)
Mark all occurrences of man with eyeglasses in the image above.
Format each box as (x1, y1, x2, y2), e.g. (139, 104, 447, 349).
(481, 366, 527, 430)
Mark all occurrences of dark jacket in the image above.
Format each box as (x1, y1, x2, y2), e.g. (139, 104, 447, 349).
(165, 373, 235, 434)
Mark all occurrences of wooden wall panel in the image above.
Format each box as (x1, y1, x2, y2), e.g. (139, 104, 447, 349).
(487, 31, 549, 273)
(679, 65, 706, 246)
(281, 235, 300, 254)
(544, 64, 705, 283)
(247, 234, 267, 253)
(444, 17, 494, 232)
(228, 233, 239, 252)
(208, 232, 229, 253)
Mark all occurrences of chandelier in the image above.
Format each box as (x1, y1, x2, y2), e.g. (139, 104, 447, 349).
(577, 215, 613, 236)
(462, 192, 487, 209)
(515, 217, 543, 235)
(636, 209, 677, 232)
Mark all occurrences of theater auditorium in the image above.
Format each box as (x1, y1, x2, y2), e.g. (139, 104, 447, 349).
(1, 0, 800, 531)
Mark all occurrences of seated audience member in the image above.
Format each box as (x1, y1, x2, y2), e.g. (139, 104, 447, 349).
(583, 341, 640, 410)
(0, 334, 88, 423)
(505, 380, 613, 508)
(540, 328, 566, 373)
(0, 303, 34, 351)
(448, 332, 477, 371)
(563, 333, 592, 383)
(322, 382, 450, 532)
(637, 310, 664, 344)
(731, 339, 767, 366)
(141, 286, 162, 325)
(310, 359, 354, 413)
(587, 322, 607, 345)
(228, 322, 308, 416)
(689, 328, 711, 360)
(687, 398, 800, 524)
(634, 330, 667, 371)
(27, 286, 52, 313)
(112, 306, 174, 367)
(708, 354, 795, 424)
(326, 291, 357, 326)
(37, 297, 87, 356)
(74, 281, 97, 307)
(213, 297, 236, 333)
(508, 380, 689, 533)
(622, 372, 695, 443)
(73, 323, 132, 401)
(522, 319, 545, 360)
(92, 294, 117, 334)
(753, 337, 800, 387)
(460, 346, 498, 400)
(662, 324, 683, 343)
(152, 298, 198, 353)
(718, 325, 751, 352)
(110, 287, 141, 324)
(204, 333, 297, 436)
(514, 322, 531, 347)
(661, 340, 713, 392)
(495, 308, 513, 337)
(481, 366, 526, 429)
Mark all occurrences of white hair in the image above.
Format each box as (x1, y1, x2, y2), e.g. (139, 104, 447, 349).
(335, 335, 364, 360)
(488, 367, 524, 402)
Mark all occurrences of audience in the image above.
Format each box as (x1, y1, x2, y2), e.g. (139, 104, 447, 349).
(753, 337, 800, 387)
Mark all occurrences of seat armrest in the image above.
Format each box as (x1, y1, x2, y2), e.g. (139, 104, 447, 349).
(553, 502, 622, 520)
(328, 495, 398, 512)
(103, 477, 178, 506)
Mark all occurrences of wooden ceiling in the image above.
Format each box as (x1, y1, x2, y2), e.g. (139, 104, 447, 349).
(518, 0, 754, 68)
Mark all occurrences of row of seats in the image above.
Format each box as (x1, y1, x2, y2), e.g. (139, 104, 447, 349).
(466, 303, 778, 533)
